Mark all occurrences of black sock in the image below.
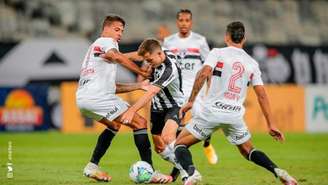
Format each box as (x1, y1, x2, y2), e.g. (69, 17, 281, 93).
(90, 128, 117, 165)
(203, 136, 211, 147)
(248, 149, 278, 177)
(175, 145, 195, 176)
(133, 129, 153, 166)
(170, 167, 180, 182)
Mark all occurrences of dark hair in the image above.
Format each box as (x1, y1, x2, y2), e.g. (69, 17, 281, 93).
(102, 15, 125, 29)
(138, 38, 162, 56)
(226, 21, 245, 44)
(176, 9, 192, 19)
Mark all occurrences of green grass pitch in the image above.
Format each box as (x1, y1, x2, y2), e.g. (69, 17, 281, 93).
(1, 131, 328, 185)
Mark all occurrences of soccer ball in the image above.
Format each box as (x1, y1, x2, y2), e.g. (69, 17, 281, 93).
(129, 161, 154, 183)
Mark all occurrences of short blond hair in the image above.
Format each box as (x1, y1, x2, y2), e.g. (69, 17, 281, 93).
(137, 38, 162, 56)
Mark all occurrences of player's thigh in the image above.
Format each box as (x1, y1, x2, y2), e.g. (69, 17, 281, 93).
(150, 111, 166, 135)
(237, 139, 254, 158)
(115, 112, 147, 130)
(98, 117, 121, 130)
(221, 119, 251, 146)
(161, 119, 179, 144)
(184, 117, 216, 142)
(175, 128, 201, 147)
(161, 107, 181, 143)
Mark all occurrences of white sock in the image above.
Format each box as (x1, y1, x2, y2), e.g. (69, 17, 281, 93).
(159, 145, 171, 161)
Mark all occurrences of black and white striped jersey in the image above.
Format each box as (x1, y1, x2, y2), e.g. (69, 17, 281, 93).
(150, 50, 185, 111)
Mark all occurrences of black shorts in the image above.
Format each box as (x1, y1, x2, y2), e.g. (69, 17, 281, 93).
(150, 106, 182, 135)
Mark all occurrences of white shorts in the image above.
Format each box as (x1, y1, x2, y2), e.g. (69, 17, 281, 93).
(185, 115, 251, 145)
(77, 95, 129, 122)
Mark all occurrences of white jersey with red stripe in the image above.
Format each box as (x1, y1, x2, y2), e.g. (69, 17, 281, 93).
(163, 32, 210, 98)
(199, 46, 263, 122)
(76, 37, 119, 102)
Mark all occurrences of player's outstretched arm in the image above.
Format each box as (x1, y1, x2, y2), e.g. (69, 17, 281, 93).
(179, 65, 212, 118)
(123, 51, 144, 62)
(253, 85, 285, 142)
(101, 49, 151, 78)
(116, 80, 150, 94)
(120, 85, 161, 124)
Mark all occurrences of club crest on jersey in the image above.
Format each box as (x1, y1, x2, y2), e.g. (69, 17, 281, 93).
(93, 46, 105, 57)
(154, 67, 163, 79)
(178, 49, 187, 59)
(213, 61, 224, 77)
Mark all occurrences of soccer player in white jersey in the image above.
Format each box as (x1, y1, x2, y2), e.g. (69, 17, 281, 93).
(121, 38, 189, 183)
(76, 15, 171, 183)
(174, 22, 298, 185)
(163, 9, 218, 165)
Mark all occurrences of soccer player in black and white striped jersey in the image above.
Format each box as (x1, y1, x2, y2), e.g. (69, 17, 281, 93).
(121, 38, 189, 182)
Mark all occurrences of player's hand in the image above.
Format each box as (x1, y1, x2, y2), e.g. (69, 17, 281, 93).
(141, 64, 152, 78)
(268, 125, 285, 142)
(140, 80, 151, 91)
(120, 109, 135, 125)
(179, 102, 193, 119)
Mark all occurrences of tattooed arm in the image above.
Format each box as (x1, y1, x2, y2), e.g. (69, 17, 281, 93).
(123, 51, 144, 62)
(188, 65, 212, 103)
(101, 48, 151, 78)
(179, 65, 212, 118)
(115, 80, 150, 94)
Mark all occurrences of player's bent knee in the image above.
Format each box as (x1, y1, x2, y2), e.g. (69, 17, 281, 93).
(161, 134, 175, 145)
(110, 123, 121, 131)
(132, 114, 147, 129)
(100, 118, 121, 130)
(237, 143, 253, 159)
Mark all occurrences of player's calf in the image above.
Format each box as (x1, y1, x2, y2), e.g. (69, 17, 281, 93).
(133, 128, 153, 166)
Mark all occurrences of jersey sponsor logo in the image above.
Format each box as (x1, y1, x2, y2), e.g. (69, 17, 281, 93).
(212, 101, 241, 112)
(213, 61, 224, 77)
(178, 60, 196, 71)
(105, 106, 119, 119)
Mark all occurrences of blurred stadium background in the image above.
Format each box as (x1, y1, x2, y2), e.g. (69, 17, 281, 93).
(0, 0, 328, 184)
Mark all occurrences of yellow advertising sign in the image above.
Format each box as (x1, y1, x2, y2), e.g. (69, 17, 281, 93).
(244, 85, 305, 132)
